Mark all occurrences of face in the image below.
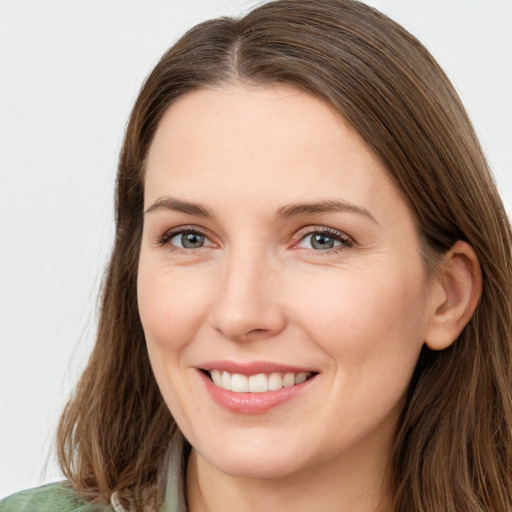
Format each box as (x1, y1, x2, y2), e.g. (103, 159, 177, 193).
(138, 84, 436, 481)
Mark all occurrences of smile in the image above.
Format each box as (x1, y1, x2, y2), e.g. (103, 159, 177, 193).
(208, 370, 313, 393)
(199, 364, 318, 414)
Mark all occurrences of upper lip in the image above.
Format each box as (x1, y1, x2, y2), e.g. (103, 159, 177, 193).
(199, 360, 317, 375)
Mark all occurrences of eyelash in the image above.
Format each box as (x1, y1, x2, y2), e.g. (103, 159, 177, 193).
(293, 226, 353, 254)
(156, 226, 353, 254)
(156, 226, 212, 251)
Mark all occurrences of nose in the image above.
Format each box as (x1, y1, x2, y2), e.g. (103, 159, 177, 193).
(210, 249, 287, 342)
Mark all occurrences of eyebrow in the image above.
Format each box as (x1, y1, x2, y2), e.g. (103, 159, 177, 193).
(144, 197, 214, 217)
(144, 196, 377, 224)
(276, 200, 378, 224)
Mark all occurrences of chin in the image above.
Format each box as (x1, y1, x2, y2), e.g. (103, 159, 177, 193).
(207, 452, 304, 480)
(193, 435, 313, 480)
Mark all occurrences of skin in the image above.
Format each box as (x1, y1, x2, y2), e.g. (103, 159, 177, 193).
(137, 84, 480, 512)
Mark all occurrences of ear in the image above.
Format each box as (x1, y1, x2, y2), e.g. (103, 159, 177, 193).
(424, 241, 482, 351)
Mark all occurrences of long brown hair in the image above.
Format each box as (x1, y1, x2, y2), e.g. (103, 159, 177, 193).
(57, 1, 512, 510)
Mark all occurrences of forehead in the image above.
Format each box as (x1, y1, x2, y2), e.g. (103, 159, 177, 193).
(144, 84, 402, 219)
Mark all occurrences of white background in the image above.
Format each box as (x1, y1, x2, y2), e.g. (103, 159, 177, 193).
(1, 0, 511, 499)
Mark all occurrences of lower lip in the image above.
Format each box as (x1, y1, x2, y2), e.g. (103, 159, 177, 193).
(199, 371, 316, 414)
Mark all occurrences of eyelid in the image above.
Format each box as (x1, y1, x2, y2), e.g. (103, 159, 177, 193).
(293, 225, 352, 241)
(292, 226, 354, 252)
(156, 225, 216, 249)
(154, 224, 353, 253)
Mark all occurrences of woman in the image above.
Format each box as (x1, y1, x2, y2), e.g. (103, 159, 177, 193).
(2, 0, 511, 511)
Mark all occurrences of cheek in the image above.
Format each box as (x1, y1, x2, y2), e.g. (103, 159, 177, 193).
(137, 262, 213, 423)
(137, 262, 213, 351)
(289, 267, 427, 442)
(290, 264, 428, 377)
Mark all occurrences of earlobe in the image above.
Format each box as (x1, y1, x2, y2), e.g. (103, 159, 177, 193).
(424, 241, 482, 351)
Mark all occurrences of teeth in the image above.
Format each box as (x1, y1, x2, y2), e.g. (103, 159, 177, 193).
(248, 374, 268, 393)
(295, 372, 309, 384)
(208, 370, 312, 393)
(268, 372, 283, 391)
(283, 373, 295, 388)
(211, 369, 222, 386)
(221, 371, 231, 391)
(231, 373, 249, 392)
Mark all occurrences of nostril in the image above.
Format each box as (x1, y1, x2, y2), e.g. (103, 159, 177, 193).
(210, 298, 287, 342)
(247, 328, 267, 336)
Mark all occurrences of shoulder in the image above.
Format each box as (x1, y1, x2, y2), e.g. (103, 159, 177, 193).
(0, 482, 112, 512)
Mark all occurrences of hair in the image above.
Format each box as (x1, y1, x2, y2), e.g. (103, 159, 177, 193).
(57, 1, 512, 511)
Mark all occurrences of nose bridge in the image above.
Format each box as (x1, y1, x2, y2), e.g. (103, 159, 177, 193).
(211, 242, 285, 341)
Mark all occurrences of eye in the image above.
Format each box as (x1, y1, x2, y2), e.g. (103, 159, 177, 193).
(296, 228, 352, 252)
(171, 231, 207, 249)
(157, 228, 215, 250)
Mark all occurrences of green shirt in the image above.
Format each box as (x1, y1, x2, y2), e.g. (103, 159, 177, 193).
(0, 480, 184, 512)
(0, 482, 110, 512)
(1, 440, 185, 512)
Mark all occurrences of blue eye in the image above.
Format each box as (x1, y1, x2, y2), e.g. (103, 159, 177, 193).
(171, 232, 206, 249)
(161, 229, 214, 250)
(297, 230, 351, 251)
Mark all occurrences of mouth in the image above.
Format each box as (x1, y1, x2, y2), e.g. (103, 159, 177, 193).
(198, 363, 318, 413)
(203, 369, 316, 393)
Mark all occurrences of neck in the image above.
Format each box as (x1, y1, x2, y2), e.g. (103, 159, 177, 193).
(185, 439, 393, 512)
